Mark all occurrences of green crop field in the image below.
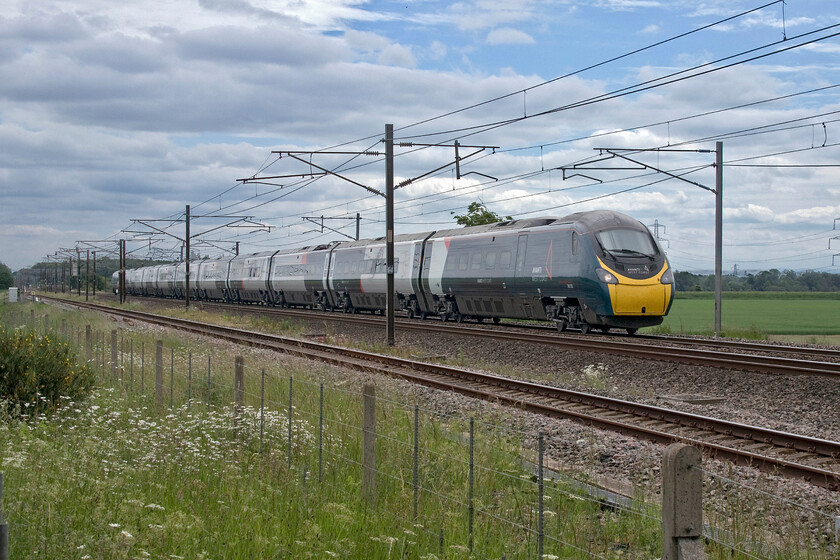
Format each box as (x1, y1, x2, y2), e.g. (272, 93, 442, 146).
(650, 292, 840, 339)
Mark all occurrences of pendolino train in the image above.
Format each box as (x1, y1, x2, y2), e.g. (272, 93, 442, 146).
(113, 210, 674, 334)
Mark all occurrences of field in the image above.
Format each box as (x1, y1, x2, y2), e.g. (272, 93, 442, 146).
(651, 292, 840, 342)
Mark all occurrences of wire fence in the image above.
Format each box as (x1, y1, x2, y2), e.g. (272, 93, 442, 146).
(2, 305, 840, 559)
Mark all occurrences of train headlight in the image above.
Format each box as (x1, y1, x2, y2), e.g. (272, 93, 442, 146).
(595, 268, 618, 284)
(660, 269, 674, 284)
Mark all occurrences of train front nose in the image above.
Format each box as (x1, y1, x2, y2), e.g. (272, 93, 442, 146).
(599, 264, 674, 318)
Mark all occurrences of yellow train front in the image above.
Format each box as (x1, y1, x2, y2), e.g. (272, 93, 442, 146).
(556, 210, 674, 334)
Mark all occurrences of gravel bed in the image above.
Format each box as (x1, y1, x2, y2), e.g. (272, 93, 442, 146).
(312, 316, 840, 531)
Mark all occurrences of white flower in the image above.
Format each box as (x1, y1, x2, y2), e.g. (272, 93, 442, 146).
(108, 522, 121, 528)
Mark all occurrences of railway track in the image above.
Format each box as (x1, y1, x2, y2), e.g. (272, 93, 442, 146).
(96, 293, 840, 377)
(41, 296, 840, 490)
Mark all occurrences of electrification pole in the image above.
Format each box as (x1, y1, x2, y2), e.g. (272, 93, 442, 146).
(185, 204, 191, 311)
(714, 141, 723, 337)
(385, 124, 395, 346)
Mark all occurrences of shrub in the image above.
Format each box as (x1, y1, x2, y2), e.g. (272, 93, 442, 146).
(0, 326, 94, 414)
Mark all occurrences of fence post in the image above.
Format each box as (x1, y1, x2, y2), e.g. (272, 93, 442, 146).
(413, 405, 419, 520)
(468, 417, 474, 552)
(141, 341, 145, 394)
(0, 472, 8, 560)
(662, 443, 705, 560)
(259, 368, 265, 452)
(206, 355, 211, 409)
(170, 348, 174, 408)
(110, 330, 117, 377)
(43, 314, 49, 333)
(538, 431, 544, 559)
(130, 339, 134, 391)
(155, 340, 164, 408)
(188, 352, 192, 409)
(61, 318, 66, 340)
(85, 325, 92, 362)
(234, 356, 244, 417)
(318, 383, 324, 483)
(288, 377, 293, 468)
(362, 382, 377, 504)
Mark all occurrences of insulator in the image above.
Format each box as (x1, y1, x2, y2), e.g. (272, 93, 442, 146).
(399, 142, 414, 147)
(364, 151, 380, 156)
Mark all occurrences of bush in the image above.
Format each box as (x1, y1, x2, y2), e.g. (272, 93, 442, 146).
(0, 326, 94, 414)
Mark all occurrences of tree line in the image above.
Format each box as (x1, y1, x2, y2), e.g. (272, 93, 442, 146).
(674, 269, 840, 292)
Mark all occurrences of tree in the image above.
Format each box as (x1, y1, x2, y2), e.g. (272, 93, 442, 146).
(452, 202, 512, 227)
(0, 261, 13, 290)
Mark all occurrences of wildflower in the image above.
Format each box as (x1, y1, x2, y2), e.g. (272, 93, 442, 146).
(108, 522, 121, 528)
(144, 503, 165, 511)
(121, 530, 134, 539)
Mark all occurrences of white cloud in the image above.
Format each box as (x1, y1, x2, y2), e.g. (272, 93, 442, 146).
(486, 28, 535, 45)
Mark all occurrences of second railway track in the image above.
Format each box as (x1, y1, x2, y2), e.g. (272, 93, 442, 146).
(43, 296, 840, 490)
(103, 294, 840, 378)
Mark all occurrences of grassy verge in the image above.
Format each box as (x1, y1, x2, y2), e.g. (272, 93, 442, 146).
(0, 301, 665, 559)
(3, 299, 837, 559)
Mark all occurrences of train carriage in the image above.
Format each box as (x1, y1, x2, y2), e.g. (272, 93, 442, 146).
(227, 251, 276, 304)
(139, 265, 162, 297)
(155, 264, 178, 298)
(110, 271, 120, 294)
(327, 234, 420, 314)
(195, 258, 233, 301)
(268, 244, 333, 308)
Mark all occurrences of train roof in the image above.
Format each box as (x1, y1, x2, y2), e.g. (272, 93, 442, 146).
(555, 210, 646, 231)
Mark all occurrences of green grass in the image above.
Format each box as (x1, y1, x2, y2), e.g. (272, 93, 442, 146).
(0, 301, 666, 559)
(650, 292, 840, 338)
(4, 300, 838, 559)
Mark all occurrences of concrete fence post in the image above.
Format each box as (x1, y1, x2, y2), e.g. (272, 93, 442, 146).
(234, 356, 244, 417)
(155, 340, 164, 407)
(362, 382, 377, 504)
(662, 443, 705, 560)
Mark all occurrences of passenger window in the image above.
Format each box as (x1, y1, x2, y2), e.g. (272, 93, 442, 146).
(471, 252, 482, 270)
(458, 254, 468, 271)
(485, 252, 496, 269)
(500, 251, 511, 268)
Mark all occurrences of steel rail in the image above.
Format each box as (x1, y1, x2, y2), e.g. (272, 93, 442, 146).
(42, 296, 840, 490)
(185, 299, 840, 377)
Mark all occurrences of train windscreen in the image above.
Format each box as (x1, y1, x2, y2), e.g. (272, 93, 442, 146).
(595, 228, 659, 259)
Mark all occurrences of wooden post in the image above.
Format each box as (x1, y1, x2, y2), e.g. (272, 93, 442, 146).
(110, 330, 117, 376)
(662, 444, 705, 560)
(234, 356, 244, 415)
(155, 340, 164, 407)
(85, 325, 92, 362)
(362, 382, 377, 504)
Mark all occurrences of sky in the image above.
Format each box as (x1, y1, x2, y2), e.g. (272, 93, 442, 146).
(2, 0, 840, 275)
